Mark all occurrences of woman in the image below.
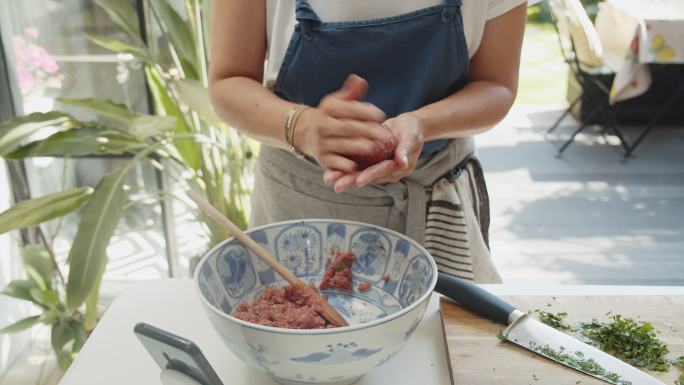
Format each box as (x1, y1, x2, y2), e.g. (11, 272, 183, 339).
(209, 0, 527, 283)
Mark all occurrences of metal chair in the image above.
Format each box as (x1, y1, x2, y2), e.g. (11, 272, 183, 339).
(546, 0, 630, 156)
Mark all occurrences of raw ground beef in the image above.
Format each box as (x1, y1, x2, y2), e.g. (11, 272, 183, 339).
(232, 251, 362, 329)
(231, 285, 333, 329)
(319, 252, 355, 292)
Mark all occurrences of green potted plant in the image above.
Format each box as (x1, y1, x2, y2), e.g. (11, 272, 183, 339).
(0, 0, 255, 370)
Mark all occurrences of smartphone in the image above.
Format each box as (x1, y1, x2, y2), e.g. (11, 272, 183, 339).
(134, 322, 224, 385)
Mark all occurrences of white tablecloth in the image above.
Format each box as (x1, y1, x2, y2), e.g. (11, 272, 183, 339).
(595, 0, 684, 102)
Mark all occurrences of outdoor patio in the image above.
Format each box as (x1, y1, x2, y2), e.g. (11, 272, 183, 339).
(480, 105, 684, 285)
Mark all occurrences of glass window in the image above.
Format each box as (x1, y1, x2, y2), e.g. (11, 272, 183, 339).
(0, 0, 173, 292)
(0, 160, 31, 376)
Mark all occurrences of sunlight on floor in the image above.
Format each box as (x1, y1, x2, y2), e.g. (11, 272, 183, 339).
(479, 106, 684, 285)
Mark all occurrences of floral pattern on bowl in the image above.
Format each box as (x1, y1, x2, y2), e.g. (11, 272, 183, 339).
(195, 219, 436, 385)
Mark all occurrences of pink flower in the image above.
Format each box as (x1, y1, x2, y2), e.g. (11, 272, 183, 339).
(27, 46, 48, 70)
(42, 57, 59, 74)
(17, 68, 36, 90)
(24, 27, 39, 39)
(10, 29, 61, 93)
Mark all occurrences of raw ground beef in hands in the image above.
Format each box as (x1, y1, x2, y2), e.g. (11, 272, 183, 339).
(319, 252, 356, 292)
(231, 285, 333, 329)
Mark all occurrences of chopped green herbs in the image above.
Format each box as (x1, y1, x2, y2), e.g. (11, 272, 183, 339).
(504, 310, 682, 380)
(579, 315, 670, 372)
(675, 357, 684, 385)
(674, 356, 684, 367)
(676, 374, 684, 385)
(528, 342, 632, 385)
(536, 310, 573, 330)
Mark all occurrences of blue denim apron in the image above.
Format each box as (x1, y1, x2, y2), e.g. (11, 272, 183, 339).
(273, 0, 470, 156)
(251, 0, 502, 283)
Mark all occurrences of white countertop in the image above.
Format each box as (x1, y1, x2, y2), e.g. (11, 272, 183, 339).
(59, 279, 684, 385)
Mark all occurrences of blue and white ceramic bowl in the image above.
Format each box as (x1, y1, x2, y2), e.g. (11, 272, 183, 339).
(194, 219, 437, 385)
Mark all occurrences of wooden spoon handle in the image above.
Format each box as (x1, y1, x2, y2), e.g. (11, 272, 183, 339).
(187, 191, 348, 327)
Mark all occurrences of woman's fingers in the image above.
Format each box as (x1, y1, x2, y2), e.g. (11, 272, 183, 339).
(356, 160, 401, 187)
(319, 154, 358, 174)
(327, 74, 368, 101)
(319, 74, 385, 122)
(320, 97, 385, 122)
(322, 137, 379, 158)
(323, 170, 345, 185)
(333, 173, 360, 193)
(395, 146, 410, 170)
(331, 119, 393, 143)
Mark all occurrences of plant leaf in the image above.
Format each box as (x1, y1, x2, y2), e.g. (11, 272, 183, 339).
(0, 281, 52, 310)
(148, 0, 199, 78)
(4, 127, 144, 159)
(202, 0, 213, 59)
(173, 79, 227, 129)
(1, 280, 36, 303)
(93, 0, 141, 40)
(86, 34, 154, 65)
(58, 98, 136, 125)
(0, 315, 41, 334)
(22, 245, 54, 291)
(35, 288, 61, 309)
(0, 187, 93, 235)
(41, 309, 61, 325)
(145, 67, 201, 170)
(129, 115, 176, 139)
(69, 319, 87, 353)
(52, 319, 73, 371)
(51, 318, 87, 371)
(84, 262, 105, 331)
(57, 98, 175, 140)
(0, 111, 73, 155)
(66, 167, 126, 312)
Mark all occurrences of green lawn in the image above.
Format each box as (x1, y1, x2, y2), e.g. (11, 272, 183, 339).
(516, 23, 569, 105)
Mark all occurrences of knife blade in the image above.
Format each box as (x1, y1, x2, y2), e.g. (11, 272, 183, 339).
(435, 273, 667, 385)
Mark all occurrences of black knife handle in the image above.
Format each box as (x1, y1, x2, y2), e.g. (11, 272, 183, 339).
(435, 272, 517, 325)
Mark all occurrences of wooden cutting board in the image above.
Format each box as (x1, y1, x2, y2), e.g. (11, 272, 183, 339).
(440, 295, 684, 385)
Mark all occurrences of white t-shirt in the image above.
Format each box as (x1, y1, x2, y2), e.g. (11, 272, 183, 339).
(264, 0, 527, 89)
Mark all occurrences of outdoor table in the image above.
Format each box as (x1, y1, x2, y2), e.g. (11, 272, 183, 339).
(595, 0, 684, 157)
(58, 279, 684, 385)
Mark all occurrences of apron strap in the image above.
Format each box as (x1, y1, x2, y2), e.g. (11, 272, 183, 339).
(295, 0, 321, 39)
(386, 180, 427, 245)
(442, 0, 463, 20)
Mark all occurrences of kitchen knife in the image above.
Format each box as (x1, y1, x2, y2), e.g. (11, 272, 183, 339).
(435, 273, 667, 385)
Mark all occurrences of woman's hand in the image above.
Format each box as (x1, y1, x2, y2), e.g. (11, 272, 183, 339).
(293, 75, 392, 174)
(323, 113, 424, 192)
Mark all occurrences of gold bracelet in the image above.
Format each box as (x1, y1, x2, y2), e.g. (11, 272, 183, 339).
(290, 105, 309, 156)
(284, 104, 307, 159)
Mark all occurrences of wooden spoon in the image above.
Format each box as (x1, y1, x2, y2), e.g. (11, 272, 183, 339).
(187, 190, 349, 327)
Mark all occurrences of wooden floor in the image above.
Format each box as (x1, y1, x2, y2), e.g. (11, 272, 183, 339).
(479, 105, 684, 285)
